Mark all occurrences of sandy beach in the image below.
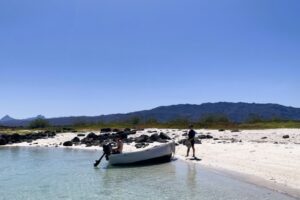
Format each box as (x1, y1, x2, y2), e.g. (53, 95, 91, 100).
(7, 128, 300, 197)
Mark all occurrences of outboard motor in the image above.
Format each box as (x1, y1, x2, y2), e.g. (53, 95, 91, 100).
(103, 143, 112, 160)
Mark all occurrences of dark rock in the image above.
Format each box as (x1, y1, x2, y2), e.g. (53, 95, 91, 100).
(63, 141, 73, 146)
(159, 132, 171, 140)
(124, 137, 135, 143)
(124, 128, 131, 132)
(62, 127, 75, 132)
(135, 135, 149, 143)
(178, 139, 187, 145)
(194, 138, 202, 144)
(100, 133, 111, 140)
(135, 143, 143, 149)
(219, 129, 225, 132)
(283, 135, 290, 139)
(198, 135, 213, 139)
(101, 128, 112, 133)
(135, 143, 149, 149)
(113, 129, 121, 132)
(77, 133, 85, 137)
(0, 135, 7, 145)
(231, 138, 238, 143)
(157, 138, 168, 143)
(71, 137, 80, 143)
(182, 133, 187, 136)
(126, 130, 137, 135)
(150, 133, 160, 141)
(11, 133, 21, 143)
(87, 132, 98, 139)
(179, 138, 201, 145)
(44, 130, 56, 136)
(147, 130, 157, 133)
(261, 137, 267, 139)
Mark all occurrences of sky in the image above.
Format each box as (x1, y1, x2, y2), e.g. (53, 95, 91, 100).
(0, 0, 299, 119)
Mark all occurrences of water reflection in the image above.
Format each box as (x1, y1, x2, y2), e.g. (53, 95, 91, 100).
(187, 163, 197, 192)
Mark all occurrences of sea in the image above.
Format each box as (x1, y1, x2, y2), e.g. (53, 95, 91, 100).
(0, 147, 297, 200)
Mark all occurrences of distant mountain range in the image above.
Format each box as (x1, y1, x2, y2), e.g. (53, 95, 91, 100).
(1, 102, 300, 127)
(0, 115, 46, 127)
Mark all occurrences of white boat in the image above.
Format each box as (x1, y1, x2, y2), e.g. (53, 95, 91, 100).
(107, 142, 176, 165)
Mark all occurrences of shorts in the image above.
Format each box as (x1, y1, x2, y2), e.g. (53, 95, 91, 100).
(190, 139, 195, 147)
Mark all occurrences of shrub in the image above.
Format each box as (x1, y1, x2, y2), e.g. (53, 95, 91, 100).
(29, 118, 50, 129)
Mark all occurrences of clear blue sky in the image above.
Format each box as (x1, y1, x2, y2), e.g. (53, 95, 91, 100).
(0, 0, 299, 118)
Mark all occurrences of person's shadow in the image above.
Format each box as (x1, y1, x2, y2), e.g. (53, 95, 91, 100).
(188, 157, 202, 161)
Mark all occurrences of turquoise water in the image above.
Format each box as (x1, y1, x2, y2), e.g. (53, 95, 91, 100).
(0, 147, 297, 200)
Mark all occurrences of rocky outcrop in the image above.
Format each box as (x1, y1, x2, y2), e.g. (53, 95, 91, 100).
(0, 131, 56, 145)
(0, 135, 7, 145)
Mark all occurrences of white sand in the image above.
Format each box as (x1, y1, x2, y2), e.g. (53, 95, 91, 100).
(7, 128, 300, 195)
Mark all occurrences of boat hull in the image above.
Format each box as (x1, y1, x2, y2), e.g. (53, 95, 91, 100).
(108, 142, 175, 166)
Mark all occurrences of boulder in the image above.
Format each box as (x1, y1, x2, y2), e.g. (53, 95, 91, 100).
(150, 133, 160, 142)
(135, 135, 149, 143)
(198, 135, 213, 139)
(124, 137, 135, 143)
(63, 141, 73, 146)
(87, 132, 98, 139)
(101, 128, 112, 133)
(178, 139, 187, 145)
(71, 137, 80, 143)
(77, 133, 85, 137)
(194, 138, 202, 144)
(159, 132, 171, 140)
(126, 130, 137, 135)
(283, 135, 290, 139)
(0, 135, 7, 145)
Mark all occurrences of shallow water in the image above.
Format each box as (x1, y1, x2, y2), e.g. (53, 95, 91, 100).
(0, 147, 297, 200)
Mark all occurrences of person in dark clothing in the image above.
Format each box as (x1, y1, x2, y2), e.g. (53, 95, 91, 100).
(186, 125, 196, 157)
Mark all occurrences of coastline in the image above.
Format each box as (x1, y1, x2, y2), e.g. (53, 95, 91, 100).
(2, 128, 300, 198)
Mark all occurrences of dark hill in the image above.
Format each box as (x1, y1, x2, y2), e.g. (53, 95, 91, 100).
(1, 102, 300, 127)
